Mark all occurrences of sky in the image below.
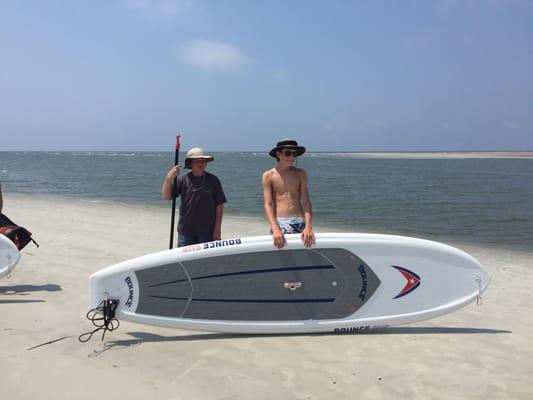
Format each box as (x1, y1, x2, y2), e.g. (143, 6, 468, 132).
(1, 0, 532, 151)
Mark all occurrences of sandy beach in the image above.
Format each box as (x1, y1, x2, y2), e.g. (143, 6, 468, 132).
(1, 193, 532, 400)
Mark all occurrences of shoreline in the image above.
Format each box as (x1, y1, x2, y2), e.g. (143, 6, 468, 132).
(1, 193, 532, 399)
(5, 191, 532, 256)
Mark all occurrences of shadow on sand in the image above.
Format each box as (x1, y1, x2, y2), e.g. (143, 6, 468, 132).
(0, 299, 45, 304)
(87, 326, 510, 357)
(0, 284, 62, 295)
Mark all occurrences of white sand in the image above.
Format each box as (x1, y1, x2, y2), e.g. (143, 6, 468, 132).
(1, 193, 532, 400)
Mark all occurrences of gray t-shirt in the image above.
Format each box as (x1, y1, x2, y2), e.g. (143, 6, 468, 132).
(174, 172, 227, 236)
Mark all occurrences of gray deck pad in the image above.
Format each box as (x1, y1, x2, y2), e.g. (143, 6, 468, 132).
(135, 248, 380, 321)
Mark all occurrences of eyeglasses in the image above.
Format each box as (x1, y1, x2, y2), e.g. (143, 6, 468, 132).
(282, 150, 297, 157)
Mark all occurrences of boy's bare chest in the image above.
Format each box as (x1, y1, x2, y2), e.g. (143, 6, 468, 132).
(271, 173, 300, 194)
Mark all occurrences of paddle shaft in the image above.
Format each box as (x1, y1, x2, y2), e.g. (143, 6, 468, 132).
(169, 135, 181, 249)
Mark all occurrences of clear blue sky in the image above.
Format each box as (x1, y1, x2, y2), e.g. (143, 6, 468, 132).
(1, 0, 532, 151)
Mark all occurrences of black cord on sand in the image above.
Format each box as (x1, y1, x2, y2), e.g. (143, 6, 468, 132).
(79, 299, 120, 343)
(27, 336, 70, 351)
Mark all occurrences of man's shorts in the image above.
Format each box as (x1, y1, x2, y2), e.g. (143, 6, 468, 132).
(275, 216, 306, 234)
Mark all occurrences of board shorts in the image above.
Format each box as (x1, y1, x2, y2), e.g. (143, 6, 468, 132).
(275, 216, 306, 234)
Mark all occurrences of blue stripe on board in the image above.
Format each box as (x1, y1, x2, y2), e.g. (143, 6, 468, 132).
(148, 295, 335, 304)
(147, 278, 188, 288)
(148, 295, 189, 301)
(147, 264, 335, 289)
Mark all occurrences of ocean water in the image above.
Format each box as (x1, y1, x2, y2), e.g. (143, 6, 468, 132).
(1, 151, 532, 251)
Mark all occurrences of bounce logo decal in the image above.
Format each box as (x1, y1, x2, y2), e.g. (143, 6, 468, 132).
(392, 266, 421, 299)
(124, 276, 135, 307)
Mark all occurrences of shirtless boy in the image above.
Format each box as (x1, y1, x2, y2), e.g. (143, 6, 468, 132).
(262, 139, 315, 248)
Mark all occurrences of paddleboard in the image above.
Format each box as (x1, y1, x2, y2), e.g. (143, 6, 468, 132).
(89, 233, 490, 334)
(0, 234, 21, 280)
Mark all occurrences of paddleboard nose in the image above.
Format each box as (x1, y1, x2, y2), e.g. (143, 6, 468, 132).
(463, 251, 490, 297)
(476, 262, 491, 295)
(447, 242, 491, 292)
(1, 235, 21, 280)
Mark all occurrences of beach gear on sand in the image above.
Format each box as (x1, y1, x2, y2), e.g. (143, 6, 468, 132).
(81, 233, 489, 339)
(0, 213, 39, 251)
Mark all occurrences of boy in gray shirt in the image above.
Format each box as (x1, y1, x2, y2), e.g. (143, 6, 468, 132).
(162, 148, 227, 247)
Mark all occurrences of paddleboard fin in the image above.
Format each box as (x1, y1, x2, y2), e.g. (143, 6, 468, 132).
(79, 298, 120, 343)
(475, 277, 483, 306)
(6, 254, 13, 279)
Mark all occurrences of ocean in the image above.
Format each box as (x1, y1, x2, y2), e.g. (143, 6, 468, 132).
(1, 151, 532, 251)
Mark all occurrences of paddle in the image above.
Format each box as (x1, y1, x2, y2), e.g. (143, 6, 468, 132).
(169, 134, 181, 249)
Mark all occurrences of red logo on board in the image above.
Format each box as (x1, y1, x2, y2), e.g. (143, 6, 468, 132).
(392, 266, 421, 299)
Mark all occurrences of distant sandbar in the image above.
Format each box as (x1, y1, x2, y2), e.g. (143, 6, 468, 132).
(310, 152, 533, 159)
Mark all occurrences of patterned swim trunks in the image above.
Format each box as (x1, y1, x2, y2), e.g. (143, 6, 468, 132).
(275, 216, 306, 234)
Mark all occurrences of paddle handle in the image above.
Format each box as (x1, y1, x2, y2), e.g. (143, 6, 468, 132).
(169, 134, 181, 249)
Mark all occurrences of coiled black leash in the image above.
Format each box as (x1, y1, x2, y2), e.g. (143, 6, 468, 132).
(79, 299, 120, 342)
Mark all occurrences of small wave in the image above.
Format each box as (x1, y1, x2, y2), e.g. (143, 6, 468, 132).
(81, 199, 110, 204)
(141, 153, 165, 157)
(230, 215, 264, 220)
(102, 153, 137, 157)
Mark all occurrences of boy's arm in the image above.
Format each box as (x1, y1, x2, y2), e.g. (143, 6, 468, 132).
(262, 171, 285, 248)
(162, 165, 180, 200)
(213, 204, 223, 240)
(299, 170, 315, 247)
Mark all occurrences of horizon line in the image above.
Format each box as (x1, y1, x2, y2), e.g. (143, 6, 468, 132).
(1, 149, 533, 153)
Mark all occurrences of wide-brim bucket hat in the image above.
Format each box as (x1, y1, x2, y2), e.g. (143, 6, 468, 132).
(269, 139, 306, 158)
(185, 147, 214, 169)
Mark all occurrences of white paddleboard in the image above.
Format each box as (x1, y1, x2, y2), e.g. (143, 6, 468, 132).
(0, 234, 21, 280)
(89, 233, 490, 334)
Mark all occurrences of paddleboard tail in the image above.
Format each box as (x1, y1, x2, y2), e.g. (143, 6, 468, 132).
(79, 297, 120, 343)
